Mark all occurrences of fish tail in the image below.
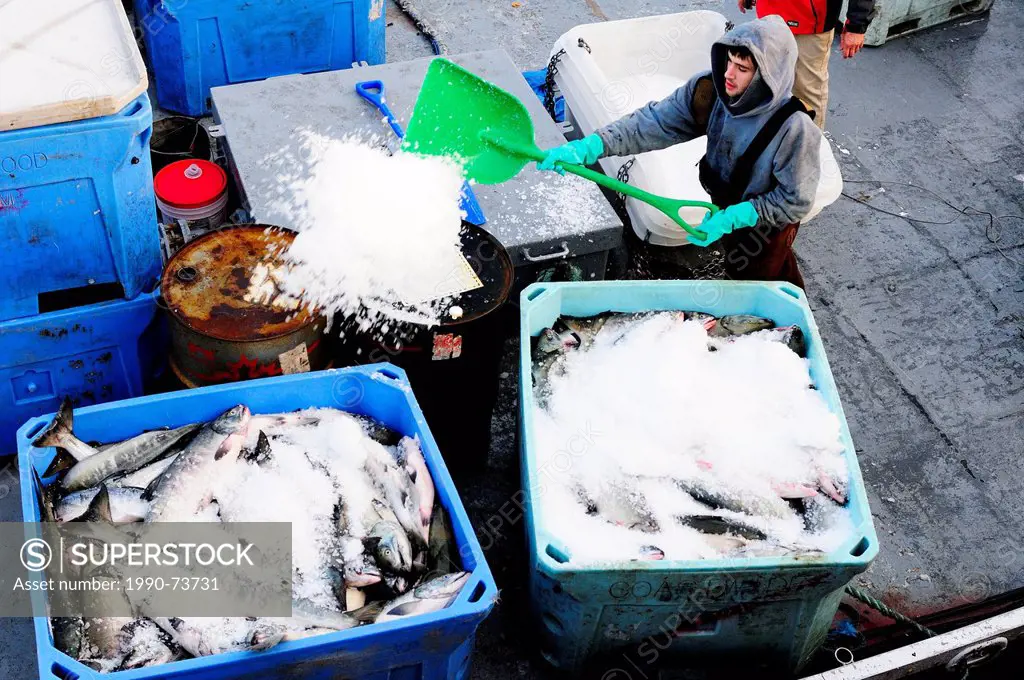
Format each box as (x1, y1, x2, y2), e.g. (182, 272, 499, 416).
(32, 467, 59, 523)
(348, 600, 386, 624)
(32, 397, 74, 449)
(43, 449, 78, 477)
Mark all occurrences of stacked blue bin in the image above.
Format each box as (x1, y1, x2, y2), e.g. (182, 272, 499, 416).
(134, 0, 387, 115)
(0, 90, 164, 451)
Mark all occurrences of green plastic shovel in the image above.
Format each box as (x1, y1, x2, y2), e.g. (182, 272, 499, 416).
(402, 58, 718, 238)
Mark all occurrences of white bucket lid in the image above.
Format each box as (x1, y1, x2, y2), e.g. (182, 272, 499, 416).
(0, 0, 147, 131)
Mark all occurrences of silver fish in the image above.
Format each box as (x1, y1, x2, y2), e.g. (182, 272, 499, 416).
(250, 411, 321, 430)
(749, 325, 807, 357)
(33, 468, 59, 523)
(675, 514, 767, 541)
(703, 534, 748, 554)
(363, 443, 424, 550)
(146, 406, 251, 523)
(709, 314, 775, 338)
(400, 437, 433, 539)
(109, 454, 180, 491)
(531, 324, 582, 396)
(51, 617, 84, 660)
(817, 469, 848, 505)
(685, 311, 719, 332)
(59, 424, 202, 493)
(281, 625, 337, 642)
(374, 572, 470, 623)
(772, 480, 819, 500)
(150, 616, 284, 657)
(340, 550, 383, 589)
(634, 545, 666, 561)
(57, 485, 149, 524)
(69, 485, 116, 524)
(559, 313, 613, 349)
(674, 474, 792, 520)
(79, 617, 133, 672)
(576, 481, 660, 533)
(536, 327, 581, 355)
(76, 567, 135, 669)
(366, 521, 413, 574)
(593, 312, 664, 345)
(64, 487, 141, 552)
(427, 502, 458, 576)
(33, 398, 98, 471)
(290, 600, 374, 631)
(116, 619, 188, 670)
(353, 414, 403, 446)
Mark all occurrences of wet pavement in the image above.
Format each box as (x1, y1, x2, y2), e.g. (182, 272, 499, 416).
(1, 1, 1021, 678)
(385, 0, 1024, 677)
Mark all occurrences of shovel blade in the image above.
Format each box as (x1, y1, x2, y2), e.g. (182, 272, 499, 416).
(403, 58, 537, 184)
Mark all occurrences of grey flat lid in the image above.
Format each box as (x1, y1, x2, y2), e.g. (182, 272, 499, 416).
(210, 50, 623, 263)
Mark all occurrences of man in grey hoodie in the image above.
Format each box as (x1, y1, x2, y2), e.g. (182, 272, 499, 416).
(539, 16, 821, 288)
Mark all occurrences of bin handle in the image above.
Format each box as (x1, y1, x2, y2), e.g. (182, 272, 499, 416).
(522, 242, 570, 263)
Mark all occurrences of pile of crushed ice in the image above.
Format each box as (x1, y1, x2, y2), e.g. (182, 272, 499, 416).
(532, 313, 854, 564)
(211, 408, 391, 609)
(265, 132, 466, 328)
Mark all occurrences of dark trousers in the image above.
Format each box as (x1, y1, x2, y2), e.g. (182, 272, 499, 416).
(722, 221, 805, 289)
(622, 223, 804, 289)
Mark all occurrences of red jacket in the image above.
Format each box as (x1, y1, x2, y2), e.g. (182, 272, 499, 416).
(756, 0, 876, 36)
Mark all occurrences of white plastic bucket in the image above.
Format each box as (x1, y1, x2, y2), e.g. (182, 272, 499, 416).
(156, 192, 229, 236)
(154, 159, 229, 243)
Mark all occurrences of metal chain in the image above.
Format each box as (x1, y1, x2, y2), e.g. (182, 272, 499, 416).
(615, 158, 635, 210)
(692, 247, 727, 280)
(617, 156, 726, 280)
(543, 39, 592, 119)
(543, 49, 566, 119)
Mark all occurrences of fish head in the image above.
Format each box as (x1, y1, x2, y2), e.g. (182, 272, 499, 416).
(413, 571, 470, 600)
(637, 545, 666, 560)
(720, 314, 775, 336)
(369, 521, 413, 573)
(248, 620, 286, 652)
(211, 405, 251, 435)
(345, 565, 383, 588)
(535, 328, 564, 355)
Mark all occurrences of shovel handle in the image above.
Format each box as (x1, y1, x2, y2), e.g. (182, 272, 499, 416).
(479, 132, 714, 238)
(355, 80, 406, 139)
(556, 162, 715, 239)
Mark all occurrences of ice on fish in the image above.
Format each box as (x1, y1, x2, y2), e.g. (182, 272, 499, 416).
(34, 400, 460, 674)
(56, 485, 149, 524)
(531, 311, 852, 565)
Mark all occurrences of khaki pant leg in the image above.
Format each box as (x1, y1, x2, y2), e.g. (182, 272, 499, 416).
(792, 30, 833, 130)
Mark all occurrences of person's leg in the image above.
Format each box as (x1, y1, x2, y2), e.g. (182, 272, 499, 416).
(723, 223, 805, 289)
(792, 30, 833, 130)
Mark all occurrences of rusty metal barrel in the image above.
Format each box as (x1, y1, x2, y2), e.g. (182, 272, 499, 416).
(160, 225, 329, 387)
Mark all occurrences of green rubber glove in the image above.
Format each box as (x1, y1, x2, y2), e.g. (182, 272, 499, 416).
(688, 201, 759, 247)
(537, 134, 605, 174)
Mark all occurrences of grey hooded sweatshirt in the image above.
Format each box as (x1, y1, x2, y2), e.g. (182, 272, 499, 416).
(595, 15, 821, 230)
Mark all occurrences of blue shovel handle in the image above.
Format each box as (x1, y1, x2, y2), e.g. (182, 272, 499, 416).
(355, 80, 487, 226)
(355, 80, 406, 138)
